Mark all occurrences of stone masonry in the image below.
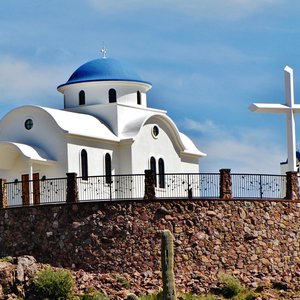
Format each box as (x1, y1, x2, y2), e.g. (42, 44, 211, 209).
(1, 199, 300, 293)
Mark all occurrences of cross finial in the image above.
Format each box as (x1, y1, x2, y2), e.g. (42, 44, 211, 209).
(101, 44, 108, 59)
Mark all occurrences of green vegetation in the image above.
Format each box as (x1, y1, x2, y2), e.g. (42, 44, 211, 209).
(140, 291, 163, 300)
(217, 273, 243, 298)
(33, 267, 74, 299)
(116, 275, 131, 289)
(0, 256, 13, 263)
(178, 293, 216, 300)
(79, 289, 110, 300)
(137, 274, 258, 300)
(127, 293, 140, 300)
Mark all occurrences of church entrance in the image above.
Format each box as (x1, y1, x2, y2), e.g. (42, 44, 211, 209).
(21, 173, 40, 205)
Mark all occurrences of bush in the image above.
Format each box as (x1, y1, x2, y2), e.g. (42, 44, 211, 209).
(140, 291, 163, 300)
(234, 289, 257, 300)
(80, 290, 110, 300)
(218, 273, 243, 299)
(180, 293, 216, 300)
(33, 267, 74, 299)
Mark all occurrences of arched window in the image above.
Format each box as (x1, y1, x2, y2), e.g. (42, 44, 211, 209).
(137, 91, 141, 105)
(81, 149, 88, 180)
(158, 158, 165, 188)
(150, 156, 157, 187)
(105, 153, 112, 184)
(109, 89, 117, 103)
(79, 90, 85, 105)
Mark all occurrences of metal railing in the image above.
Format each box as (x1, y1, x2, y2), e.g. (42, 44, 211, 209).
(5, 177, 67, 207)
(77, 174, 145, 201)
(155, 173, 219, 199)
(1, 172, 290, 208)
(231, 173, 286, 199)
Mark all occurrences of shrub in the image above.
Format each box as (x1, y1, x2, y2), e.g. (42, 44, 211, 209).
(199, 295, 216, 300)
(0, 256, 13, 263)
(80, 290, 110, 300)
(116, 275, 131, 289)
(234, 289, 257, 300)
(218, 273, 243, 299)
(80, 288, 109, 300)
(33, 267, 74, 299)
(140, 291, 163, 300)
(179, 293, 216, 300)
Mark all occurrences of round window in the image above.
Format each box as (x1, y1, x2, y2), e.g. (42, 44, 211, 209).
(24, 118, 33, 130)
(152, 125, 159, 138)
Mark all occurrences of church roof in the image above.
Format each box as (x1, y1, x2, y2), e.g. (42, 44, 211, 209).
(0, 105, 119, 142)
(58, 58, 151, 88)
(121, 114, 206, 158)
(38, 106, 120, 142)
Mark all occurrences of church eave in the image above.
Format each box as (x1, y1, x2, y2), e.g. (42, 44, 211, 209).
(65, 133, 119, 144)
(57, 79, 152, 91)
(180, 150, 207, 159)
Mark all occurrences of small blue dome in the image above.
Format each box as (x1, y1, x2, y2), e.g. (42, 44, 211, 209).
(58, 58, 150, 88)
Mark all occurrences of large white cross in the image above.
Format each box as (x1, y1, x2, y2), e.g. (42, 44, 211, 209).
(249, 66, 300, 172)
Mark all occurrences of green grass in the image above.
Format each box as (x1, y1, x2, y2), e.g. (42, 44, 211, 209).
(33, 267, 74, 299)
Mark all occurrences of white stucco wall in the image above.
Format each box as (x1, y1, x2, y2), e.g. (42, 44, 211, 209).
(0, 107, 68, 180)
(131, 119, 199, 174)
(67, 136, 119, 177)
(60, 81, 150, 109)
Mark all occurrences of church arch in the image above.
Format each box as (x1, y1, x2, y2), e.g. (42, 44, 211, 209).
(150, 156, 157, 187)
(81, 149, 88, 180)
(79, 90, 85, 105)
(105, 153, 112, 184)
(158, 158, 165, 188)
(137, 91, 141, 105)
(109, 89, 117, 103)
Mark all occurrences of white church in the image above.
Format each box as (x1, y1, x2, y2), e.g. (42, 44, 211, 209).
(0, 52, 206, 194)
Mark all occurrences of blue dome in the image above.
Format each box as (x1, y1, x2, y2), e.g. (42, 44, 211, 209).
(58, 58, 150, 88)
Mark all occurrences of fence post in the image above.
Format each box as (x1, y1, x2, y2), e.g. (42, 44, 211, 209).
(0, 179, 7, 208)
(286, 171, 299, 200)
(144, 169, 156, 200)
(66, 173, 79, 203)
(219, 169, 232, 199)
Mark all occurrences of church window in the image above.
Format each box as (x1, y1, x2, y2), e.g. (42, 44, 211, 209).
(109, 89, 117, 103)
(152, 125, 159, 138)
(137, 91, 141, 105)
(158, 158, 165, 188)
(105, 153, 112, 184)
(81, 149, 88, 180)
(79, 90, 85, 105)
(150, 156, 157, 187)
(25, 119, 33, 130)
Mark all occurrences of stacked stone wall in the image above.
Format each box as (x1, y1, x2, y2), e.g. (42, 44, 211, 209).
(0, 199, 300, 292)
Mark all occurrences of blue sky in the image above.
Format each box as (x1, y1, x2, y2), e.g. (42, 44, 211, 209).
(0, 0, 299, 173)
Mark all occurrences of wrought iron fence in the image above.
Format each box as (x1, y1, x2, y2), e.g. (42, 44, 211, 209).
(231, 173, 286, 199)
(77, 174, 145, 201)
(155, 173, 219, 199)
(2, 172, 290, 208)
(5, 177, 67, 207)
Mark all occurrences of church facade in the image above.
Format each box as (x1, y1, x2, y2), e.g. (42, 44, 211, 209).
(0, 55, 206, 191)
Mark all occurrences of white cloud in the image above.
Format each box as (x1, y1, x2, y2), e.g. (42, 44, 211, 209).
(0, 55, 67, 107)
(181, 118, 285, 174)
(86, 0, 283, 20)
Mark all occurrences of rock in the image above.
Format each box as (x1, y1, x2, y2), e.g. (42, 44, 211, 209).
(206, 210, 216, 217)
(238, 207, 247, 219)
(16, 256, 37, 282)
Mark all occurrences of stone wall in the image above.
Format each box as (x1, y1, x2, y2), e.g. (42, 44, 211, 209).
(1, 199, 300, 293)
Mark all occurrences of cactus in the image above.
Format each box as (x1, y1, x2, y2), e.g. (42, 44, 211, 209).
(127, 293, 139, 300)
(161, 230, 177, 300)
